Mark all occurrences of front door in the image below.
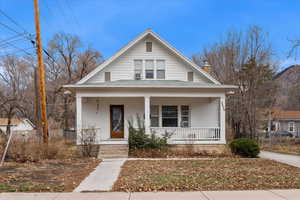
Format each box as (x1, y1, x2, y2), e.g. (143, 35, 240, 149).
(110, 105, 124, 138)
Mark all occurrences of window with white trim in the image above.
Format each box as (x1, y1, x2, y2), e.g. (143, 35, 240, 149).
(162, 105, 178, 127)
(180, 105, 190, 127)
(150, 105, 159, 127)
(288, 122, 295, 132)
(156, 60, 165, 79)
(134, 60, 143, 80)
(145, 60, 154, 79)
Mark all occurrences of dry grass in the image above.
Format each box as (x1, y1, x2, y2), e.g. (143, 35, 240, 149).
(261, 137, 300, 156)
(0, 158, 100, 192)
(129, 147, 235, 158)
(3, 137, 79, 162)
(262, 145, 300, 156)
(113, 159, 300, 191)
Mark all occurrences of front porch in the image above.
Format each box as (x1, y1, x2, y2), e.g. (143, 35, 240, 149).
(76, 93, 226, 145)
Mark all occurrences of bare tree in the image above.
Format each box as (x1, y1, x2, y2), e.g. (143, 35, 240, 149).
(0, 56, 32, 137)
(193, 26, 278, 140)
(44, 33, 103, 129)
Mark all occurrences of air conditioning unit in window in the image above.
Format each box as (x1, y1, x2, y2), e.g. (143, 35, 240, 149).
(135, 73, 141, 80)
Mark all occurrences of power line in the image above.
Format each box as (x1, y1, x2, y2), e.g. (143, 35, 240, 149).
(0, 47, 35, 58)
(0, 33, 25, 45)
(0, 8, 28, 33)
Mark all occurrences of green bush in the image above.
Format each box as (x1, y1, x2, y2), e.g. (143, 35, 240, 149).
(229, 138, 260, 157)
(128, 116, 170, 150)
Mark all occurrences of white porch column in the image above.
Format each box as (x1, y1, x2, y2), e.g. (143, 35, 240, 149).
(144, 96, 151, 135)
(76, 95, 82, 144)
(220, 96, 226, 143)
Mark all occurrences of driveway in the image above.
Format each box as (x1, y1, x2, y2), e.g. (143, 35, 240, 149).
(260, 151, 300, 168)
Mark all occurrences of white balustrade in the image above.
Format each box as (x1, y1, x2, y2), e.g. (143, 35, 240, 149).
(150, 127, 221, 141)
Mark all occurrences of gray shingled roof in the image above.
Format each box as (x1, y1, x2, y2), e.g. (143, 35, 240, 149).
(64, 80, 237, 89)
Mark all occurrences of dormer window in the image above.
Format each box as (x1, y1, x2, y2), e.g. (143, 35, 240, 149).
(145, 60, 154, 79)
(146, 42, 152, 52)
(134, 60, 143, 80)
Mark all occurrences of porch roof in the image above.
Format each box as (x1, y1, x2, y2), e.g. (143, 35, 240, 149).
(64, 80, 238, 89)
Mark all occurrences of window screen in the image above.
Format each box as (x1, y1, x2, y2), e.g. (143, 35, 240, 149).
(134, 60, 143, 80)
(156, 60, 165, 79)
(145, 60, 154, 79)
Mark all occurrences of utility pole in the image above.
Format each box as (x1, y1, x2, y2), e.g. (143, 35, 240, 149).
(33, 0, 48, 144)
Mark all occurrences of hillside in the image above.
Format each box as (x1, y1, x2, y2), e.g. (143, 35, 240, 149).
(275, 65, 300, 109)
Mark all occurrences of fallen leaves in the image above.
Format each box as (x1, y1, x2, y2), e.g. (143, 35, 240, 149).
(113, 158, 300, 191)
(0, 158, 100, 192)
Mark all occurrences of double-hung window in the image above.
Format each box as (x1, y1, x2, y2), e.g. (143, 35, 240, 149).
(145, 60, 154, 79)
(156, 60, 165, 79)
(134, 60, 143, 80)
(181, 105, 190, 127)
(162, 105, 178, 127)
(150, 105, 159, 127)
(288, 122, 295, 132)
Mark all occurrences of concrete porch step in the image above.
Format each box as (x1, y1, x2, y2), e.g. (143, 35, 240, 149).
(98, 144, 129, 159)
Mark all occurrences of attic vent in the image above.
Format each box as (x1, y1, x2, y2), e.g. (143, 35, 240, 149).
(146, 42, 152, 52)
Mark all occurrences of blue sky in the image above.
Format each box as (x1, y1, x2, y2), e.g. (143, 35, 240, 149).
(1, 0, 300, 70)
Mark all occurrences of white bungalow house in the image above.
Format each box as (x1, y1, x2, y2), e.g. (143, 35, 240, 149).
(64, 29, 237, 157)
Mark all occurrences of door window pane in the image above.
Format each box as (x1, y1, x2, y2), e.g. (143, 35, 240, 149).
(162, 105, 178, 127)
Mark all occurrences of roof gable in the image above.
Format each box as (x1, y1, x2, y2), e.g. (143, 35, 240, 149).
(77, 29, 220, 85)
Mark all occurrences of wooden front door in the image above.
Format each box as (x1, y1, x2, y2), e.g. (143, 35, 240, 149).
(110, 105, 124, 138)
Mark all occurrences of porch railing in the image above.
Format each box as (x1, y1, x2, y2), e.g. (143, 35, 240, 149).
(150, 127, 221, 141)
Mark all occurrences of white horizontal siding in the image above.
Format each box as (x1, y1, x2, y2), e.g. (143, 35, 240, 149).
(87, 36, 211, 83)
(81, 97, 219, 143)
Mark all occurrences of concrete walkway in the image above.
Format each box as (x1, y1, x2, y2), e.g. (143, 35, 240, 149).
(1, 190, 300, 200)
(260, 151, 300, 168)
(74, 158, 126, 192)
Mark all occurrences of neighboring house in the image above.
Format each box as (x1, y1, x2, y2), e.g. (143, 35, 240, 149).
(64, 29, 237, 157)
(0, 118, 35, 133)
(268, 109, 300, 137)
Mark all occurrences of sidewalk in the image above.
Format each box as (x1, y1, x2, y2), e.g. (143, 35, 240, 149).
(260, 151, 300, 168)
(74, 158, 126, 192)
(1, 190, 299, 200)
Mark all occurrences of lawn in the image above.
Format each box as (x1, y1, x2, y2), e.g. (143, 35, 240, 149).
(113, 158, 300, 191)
(0, 158, 100, 192)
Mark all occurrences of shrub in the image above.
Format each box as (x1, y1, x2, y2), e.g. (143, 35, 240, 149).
(229, 138, 260, 157)
(128, 116, 170, 150)
(78, 128, 97, 157)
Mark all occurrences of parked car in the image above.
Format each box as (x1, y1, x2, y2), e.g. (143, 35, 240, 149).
(271, 130, 293, 137)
